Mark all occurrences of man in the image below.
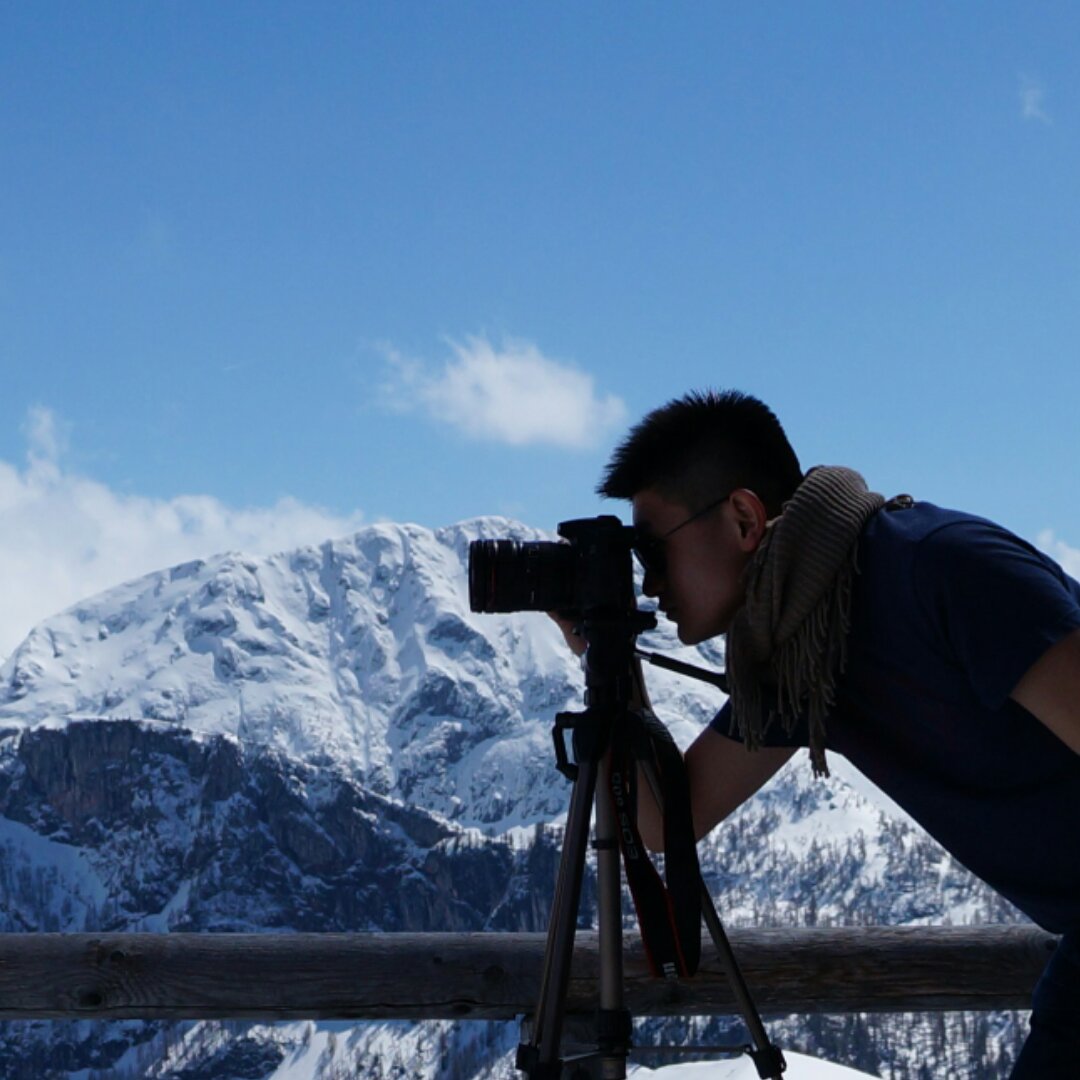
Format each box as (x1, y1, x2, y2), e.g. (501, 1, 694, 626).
(563, 389, 1080, 1077)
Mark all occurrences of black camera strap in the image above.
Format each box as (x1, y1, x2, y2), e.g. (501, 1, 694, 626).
(608, 711, 702, 979)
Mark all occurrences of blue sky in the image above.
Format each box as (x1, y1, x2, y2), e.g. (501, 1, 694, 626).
(1, 3, 1078, 654)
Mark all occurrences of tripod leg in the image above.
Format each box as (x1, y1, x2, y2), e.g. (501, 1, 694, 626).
(699, 887, 786, 1079)
(594, 753, 631, 1079)
(524, 753, 600, 1073)
(638, 757, 786, 1080)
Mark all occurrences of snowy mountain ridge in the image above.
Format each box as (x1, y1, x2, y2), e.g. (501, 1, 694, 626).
(3, 519, 581, 829)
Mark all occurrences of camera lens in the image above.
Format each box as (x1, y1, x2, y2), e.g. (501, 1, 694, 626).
(468, 540, 577, 613)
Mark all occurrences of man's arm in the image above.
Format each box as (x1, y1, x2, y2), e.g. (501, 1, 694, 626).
(637, 724, 795, 851)
(1010, 626, 1080, 755)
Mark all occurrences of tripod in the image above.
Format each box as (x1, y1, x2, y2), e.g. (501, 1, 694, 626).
(516, 612, 786, 1080)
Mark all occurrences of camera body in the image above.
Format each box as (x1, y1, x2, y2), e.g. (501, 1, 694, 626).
(469, 515, 637, 620)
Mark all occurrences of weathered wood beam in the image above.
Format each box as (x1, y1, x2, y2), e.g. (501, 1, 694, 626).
(0, 926, 1056, 1021)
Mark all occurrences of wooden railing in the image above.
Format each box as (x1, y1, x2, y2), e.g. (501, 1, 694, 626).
(0, 925, 1055, 1020)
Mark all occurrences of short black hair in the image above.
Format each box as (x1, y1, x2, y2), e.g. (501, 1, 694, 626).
(597, 389, 803, 517)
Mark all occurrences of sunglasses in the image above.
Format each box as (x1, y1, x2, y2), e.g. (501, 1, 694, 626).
(632, 493, 732, 577)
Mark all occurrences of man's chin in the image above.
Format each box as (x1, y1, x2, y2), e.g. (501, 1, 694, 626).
(677, 621, 726, 646)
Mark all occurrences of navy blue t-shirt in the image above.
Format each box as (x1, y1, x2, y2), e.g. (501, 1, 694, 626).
(711, 502, 1080, 933)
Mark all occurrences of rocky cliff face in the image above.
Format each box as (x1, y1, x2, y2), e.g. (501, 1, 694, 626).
(0, 720, 566, 937)
(0, 519, 1031, 1079)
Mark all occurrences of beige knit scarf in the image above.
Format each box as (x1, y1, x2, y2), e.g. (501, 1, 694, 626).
(725, 466, 897, 777)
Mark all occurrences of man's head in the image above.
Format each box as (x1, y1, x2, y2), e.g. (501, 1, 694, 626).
(598, 390, 802, 644)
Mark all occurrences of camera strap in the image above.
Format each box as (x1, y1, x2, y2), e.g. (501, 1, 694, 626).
(608, 711, 702, 979)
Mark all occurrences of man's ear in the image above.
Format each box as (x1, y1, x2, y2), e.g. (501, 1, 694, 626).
(728, 489, 769, 551)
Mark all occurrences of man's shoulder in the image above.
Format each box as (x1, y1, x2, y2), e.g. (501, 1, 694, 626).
(859, 499, 1080, 611)
(860, 501, 1048, 572)
(862, 500, 995, 548)
(857, 502, 976, 585)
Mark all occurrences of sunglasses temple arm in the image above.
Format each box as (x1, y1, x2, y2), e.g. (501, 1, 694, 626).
(633, 648, 729, 694)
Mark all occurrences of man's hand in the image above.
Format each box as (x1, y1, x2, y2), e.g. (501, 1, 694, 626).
(1011, 627, 1080, 755)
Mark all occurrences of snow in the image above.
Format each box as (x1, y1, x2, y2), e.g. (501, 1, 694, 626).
(0, 814, 108, 930)
(256, 1029, 879, 1080)
(633, 1050, 877, 1077)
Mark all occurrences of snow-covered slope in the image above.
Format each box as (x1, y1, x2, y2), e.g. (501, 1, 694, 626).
(2, 519, 594, 830)
(636, 1051, 877, 1077)
(104, 1019, 878, 1079)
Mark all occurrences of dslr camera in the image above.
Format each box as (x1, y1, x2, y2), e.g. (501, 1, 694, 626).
(469, 516, 638, 620)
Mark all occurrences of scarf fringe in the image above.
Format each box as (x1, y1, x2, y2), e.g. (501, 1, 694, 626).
(727, 467, 884, 777)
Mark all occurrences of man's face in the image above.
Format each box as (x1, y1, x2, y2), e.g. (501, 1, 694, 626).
(631, 486, 758, 645)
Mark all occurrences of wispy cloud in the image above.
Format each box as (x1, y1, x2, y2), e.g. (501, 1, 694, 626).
(1019, 75, 1051, 124)
(0, 408, 365, 658)
(381, 335, 626, 450)
(1037, 530, 1080, 578)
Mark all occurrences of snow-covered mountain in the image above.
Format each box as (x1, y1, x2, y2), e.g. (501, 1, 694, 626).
(1, 519, 594, 831)
(0, 519, 1029, 1078)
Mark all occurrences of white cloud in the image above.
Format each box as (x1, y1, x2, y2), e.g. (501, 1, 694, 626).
(381, 335, 626, 450)
(23, 404, 68, 464)
(0, 408, 365, 659)
(1037, 530, 1080, 578)
(1019, 76, 1051, 124)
